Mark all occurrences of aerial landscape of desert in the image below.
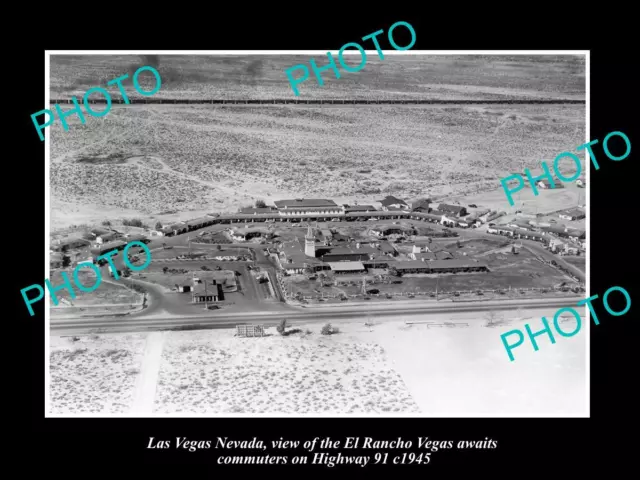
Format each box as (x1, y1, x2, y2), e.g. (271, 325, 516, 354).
(47, 53, 587, 417)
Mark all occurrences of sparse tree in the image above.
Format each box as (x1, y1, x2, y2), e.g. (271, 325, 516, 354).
(276, 319, 288, 335)
(61, 255, 71, 268)
(216, 244, 222, 251)
(101, 220, 111, 227)
(162, 242, 167, 250)
(121, 267, 131, 277)
(511, 245, 517, 254)
(255, 199, 267, 208)
(155, 221, 163, 230)
(162, 266, 169, 274)
(304, 266, 314, 276)
(484, 310, 503, 327)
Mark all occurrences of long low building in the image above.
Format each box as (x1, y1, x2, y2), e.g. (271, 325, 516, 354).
(327, 261, 366, 274)
(154, 207, 469, 237)
(390, 259, 489, 274)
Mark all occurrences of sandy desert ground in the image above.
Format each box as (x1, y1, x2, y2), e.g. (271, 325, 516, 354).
(49, 307, 587, 416)
(48, 55, 585, 232)
(49, 103, 585, 231)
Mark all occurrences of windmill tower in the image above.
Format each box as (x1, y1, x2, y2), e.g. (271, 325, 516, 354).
(304, 224, 316, 257)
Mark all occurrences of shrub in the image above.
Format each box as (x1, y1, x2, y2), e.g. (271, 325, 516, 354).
(255, 199, 267, 208)
(321, 323, 339, 335)
(122, 218, 147, 228)
(101, 220, 111, 227)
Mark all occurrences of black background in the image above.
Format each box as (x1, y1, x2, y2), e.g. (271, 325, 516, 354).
(12, 11, 637, 474)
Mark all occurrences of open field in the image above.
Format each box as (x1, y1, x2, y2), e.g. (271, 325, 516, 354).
(49, 306, 586, 415)
(50, 103, 585, 231)
(562, 256, 586, 271)
(50, 55, 585, 101)
(50, 333, 147, 414)
(47, 270, 143, 307)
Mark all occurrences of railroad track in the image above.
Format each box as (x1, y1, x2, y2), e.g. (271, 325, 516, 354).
(50, 98, 586, 105)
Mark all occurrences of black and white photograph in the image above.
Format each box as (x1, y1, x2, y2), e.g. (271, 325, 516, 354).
(44, 51, 588, 417)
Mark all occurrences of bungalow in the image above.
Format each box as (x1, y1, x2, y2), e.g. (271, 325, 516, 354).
(344, 205, 377, 213)
(409, 251, 436, 262)
(91, 240, 127, 259)
(512, 229, 546, 243)
(379, 195, 409, 211)
(490, 225, 516, 237)
(410, 244, 431, 254)
(51, 238, 91, 252)
(227, 227, 270, 242)
(458, 216, 479, 228)
(438, 204, 468, 217)
(548, 238, 566, 252)
(411, 198, 432, 213)
(541, 225, 569, 236)
(558, 208, 586, 221)
(169, 222, 188, 235)
(567, 229, 586, 241)
(509, 221, 533, 231)
(414, 212, 444, 223)
(370, 225, 408, 238)
(96, 232, 118, 244)
(192, 281, 220, 303)
(576, 176, 586, 188)
(441, 215, 457, 227)
(564, 244, 580, 255)
(473, 208, 491, 218)
(377, 241, 398, 257)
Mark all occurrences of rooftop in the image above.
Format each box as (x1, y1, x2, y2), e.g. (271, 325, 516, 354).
(379, 195, 408, 207)
(344, 205, 377, 212)
(240, 207, 278, 215)
(327, 261, 365, 271)
(392, 259, 487, 270)
(438, 203, 466, 213)
(274, 199, 338, 209)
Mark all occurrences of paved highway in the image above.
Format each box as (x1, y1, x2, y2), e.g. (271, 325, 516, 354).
(50, 297, 583, 335)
